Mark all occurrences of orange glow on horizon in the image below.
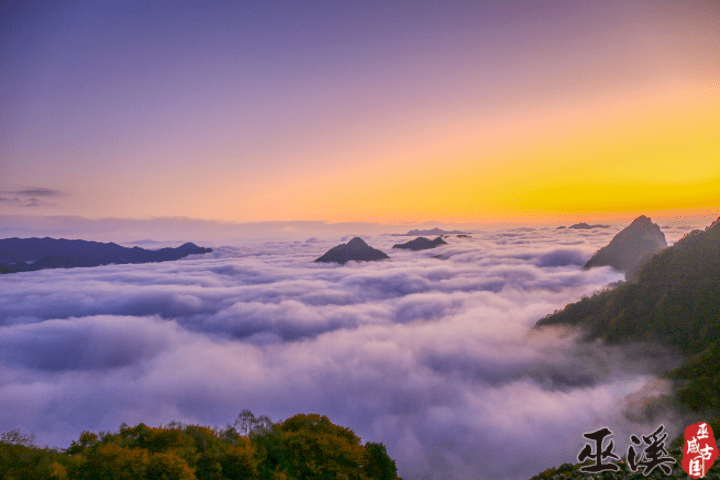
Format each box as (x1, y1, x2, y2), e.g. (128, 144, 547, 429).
(217, 81, 718, 225)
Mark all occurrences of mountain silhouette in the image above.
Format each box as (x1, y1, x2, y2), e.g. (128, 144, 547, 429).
(392, 236, 448, 251)
(533, 218, 720, 468)
(0, 237, 212, 274)
(392, 228, 468, 236)
(314, 237, 389, 264)
(568, 222, 610, 229)
(583, 215, 667, 280)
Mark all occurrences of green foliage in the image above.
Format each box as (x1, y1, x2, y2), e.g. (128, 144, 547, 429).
(529, 219, 720, 479)
(0, 439, 65, 480)
(253, 413, 367, 480)
(147, 452, 196, 480)
(363, 442, 399, 480)
(0, 411, 401, 480)
(68, 443, 150, 480)
(66, 431, 100, 456)
(535, 218, 720, 416)
(281, 413, 366, 480)
(218, 439, 259, 480)
(670, 341, 720, 413)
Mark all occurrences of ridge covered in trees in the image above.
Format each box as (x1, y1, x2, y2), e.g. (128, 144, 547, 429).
(535, 217, 720, 363)
(0, 237, 212, 274)
(531, 218, 720, 478)
(0, 411, 401, 480)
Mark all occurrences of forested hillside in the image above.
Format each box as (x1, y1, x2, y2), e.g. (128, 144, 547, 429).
(0, 412, 401, 480)
(538, 218, 719, 345)
(536, 218, 720, 412)
(531, 218, 720, 479)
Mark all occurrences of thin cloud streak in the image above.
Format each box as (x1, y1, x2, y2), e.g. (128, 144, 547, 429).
(0, 188, 64, 208)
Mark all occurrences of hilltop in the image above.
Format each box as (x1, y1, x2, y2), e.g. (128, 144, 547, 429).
(314, 237, 389, 264)
(568, 223, 610, 229)
(0, 412, 402, 480)
(530, 218, 720, 478)
(537, 217, 720, 354)
(392, 236, 447, 251)
(0, 237, 212, 274)
(392, 228, 468, 236)
(583, 215, 667, 280)
(536, 218, 720, 418)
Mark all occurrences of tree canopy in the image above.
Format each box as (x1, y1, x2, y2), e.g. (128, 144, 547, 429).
(0, 412, 401, 480)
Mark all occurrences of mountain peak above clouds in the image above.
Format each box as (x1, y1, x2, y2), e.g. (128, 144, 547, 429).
(392, 236, 448, 251)
(583, 215, 667, 280)
(346, 237, 369, 249)
(569, 222, 610, 229)
(314, 237, 389, 264)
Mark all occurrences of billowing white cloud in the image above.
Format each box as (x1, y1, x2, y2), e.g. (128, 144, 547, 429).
(0, 227, 691, 479)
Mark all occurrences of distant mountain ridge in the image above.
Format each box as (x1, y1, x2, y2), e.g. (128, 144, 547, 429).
(568, 222, 610, 229)
(0, 237, 212, 274)
(314, 237, 389, 264)
(392, 228, 468, 236)
(583, 215, 667, 280)
(392, 236, 447, 251)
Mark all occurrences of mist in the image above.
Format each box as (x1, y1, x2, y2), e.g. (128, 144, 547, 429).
(0, 224, 697, 479)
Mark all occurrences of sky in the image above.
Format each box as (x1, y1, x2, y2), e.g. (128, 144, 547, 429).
(1, 0, 719, 224)
(0, 3, 718, 478)
(0, 224, 701, 480)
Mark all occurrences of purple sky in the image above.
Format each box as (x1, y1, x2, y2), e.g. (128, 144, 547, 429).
(1, 4, 718, 478)
(2, 1, 718, 222)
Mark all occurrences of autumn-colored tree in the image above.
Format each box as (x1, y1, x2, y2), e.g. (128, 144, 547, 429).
(183, 425, 226, 480)
(118, 423, 192, 454)
(66, 431, 100, 456)
(3, 412, 402, 480)
(69, 443, 149, 480)
(146, 451, 196, 480)
(219, 437, 259, 480)
(363, 442, 399, 480)
(269, 413, 366, 480)
(0, 430, 66, 480)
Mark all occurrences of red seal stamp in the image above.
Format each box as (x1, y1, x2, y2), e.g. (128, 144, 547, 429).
(683, 422, 718, 478)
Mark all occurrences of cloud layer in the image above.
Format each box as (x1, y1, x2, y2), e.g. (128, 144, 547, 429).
(0, 226, 691, 479)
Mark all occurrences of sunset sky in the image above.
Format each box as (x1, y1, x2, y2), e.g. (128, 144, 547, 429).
(2, 0, 719, 224)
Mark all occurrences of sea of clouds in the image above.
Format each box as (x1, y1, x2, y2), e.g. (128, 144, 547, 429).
(0, 222, 701, 479)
